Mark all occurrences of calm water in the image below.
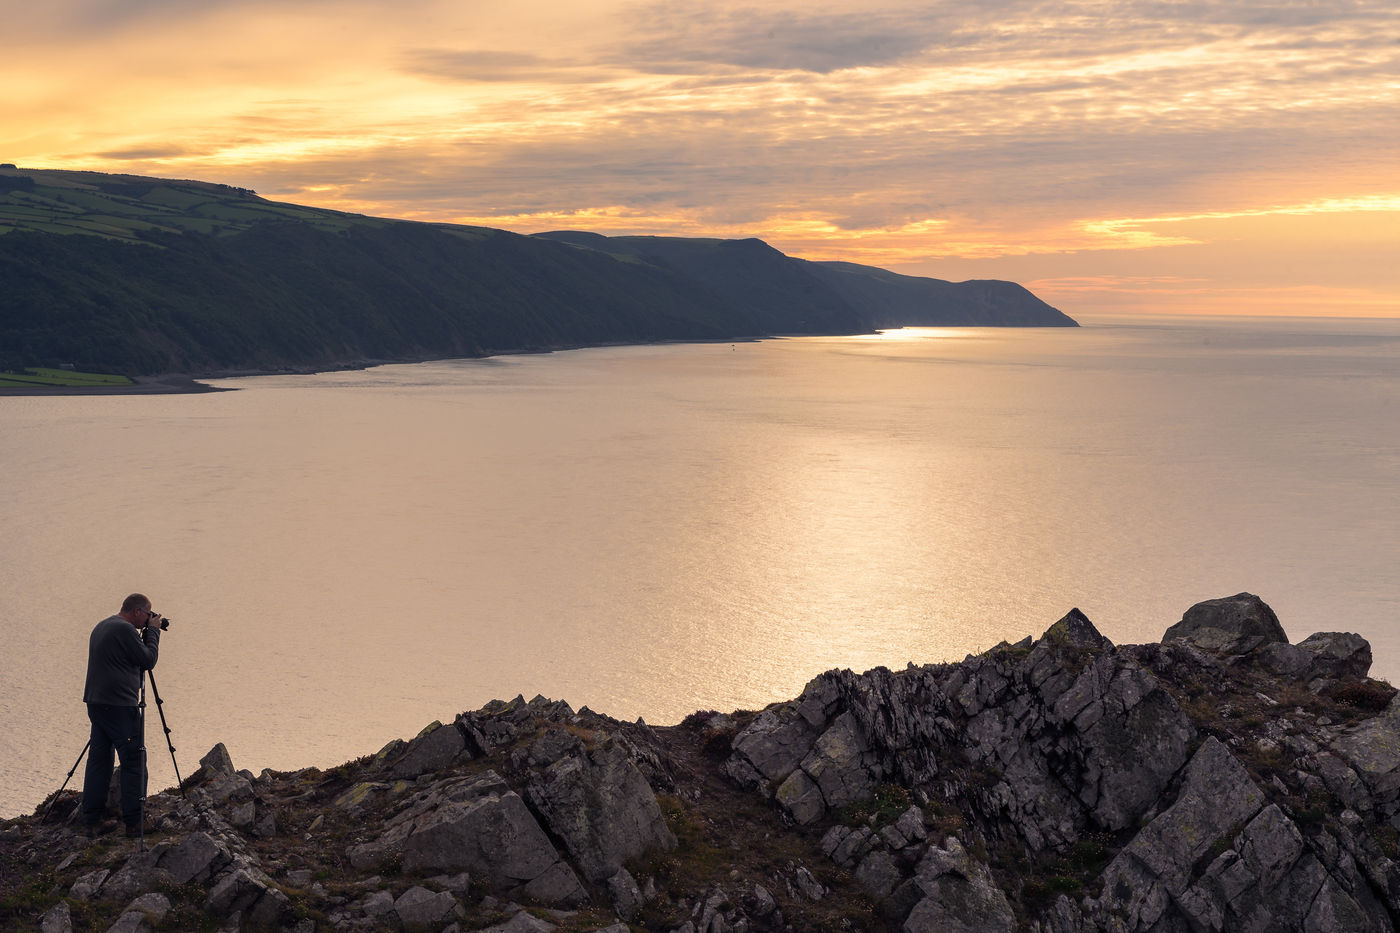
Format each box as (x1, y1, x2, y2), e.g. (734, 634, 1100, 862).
(2, 314, 1398, 817)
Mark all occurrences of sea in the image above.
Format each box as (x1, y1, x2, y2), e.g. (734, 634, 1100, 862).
(1, 312, 1397, 818)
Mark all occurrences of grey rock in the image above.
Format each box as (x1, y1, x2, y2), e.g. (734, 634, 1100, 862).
(525, 729, 585, 767)
(395, 885, 463, 931)
(800, 711, 877, 814)
(159, 830, 231, 884)
(362, 889, 396, 918)
(104, 893, 170, 933)
(429, 871, 472, 895)
(606, 867, 644, 920)
(1089, 737, 1266, 928)
(284, 868, 314, 888)
(205, 866, 290, 926)
(392, 719, 470, 779)
(1330, 695, 1400, 806)
(70, 868, 110, 899)
(902, 838, 1015, 933)
(228, 800, 255, 826)
(774, 768, 825, 825)
(1163, 592, 1289, 655)
(525, 738, 676, 882)
(750, 883, 776, 917)
(1259, 631, 1373, 683)
(200, 743, 236, 777)
(101, 848, 166, 903)
(726, 706, 820, 786)
(854, 848, 903, 899)
(40, 900, 72, 933)
(784, 865, 826, 902)
(350, 770, 586, 905)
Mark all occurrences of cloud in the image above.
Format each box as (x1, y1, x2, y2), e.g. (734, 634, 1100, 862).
(5, 0, 1399, 312)
(94, 145, 193, 160)
(620, 7, 938, 73)
(400, 49, 601, 84)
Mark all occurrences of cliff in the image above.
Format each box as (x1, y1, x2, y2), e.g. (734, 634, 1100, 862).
(5, 593, 1397, 932)
(0, 167, 1074, 378)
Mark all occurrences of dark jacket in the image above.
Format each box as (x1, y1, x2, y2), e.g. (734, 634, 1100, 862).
(83, 615, 160, 706)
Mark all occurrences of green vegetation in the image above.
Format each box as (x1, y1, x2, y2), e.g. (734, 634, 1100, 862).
(0, 367, 133, 387)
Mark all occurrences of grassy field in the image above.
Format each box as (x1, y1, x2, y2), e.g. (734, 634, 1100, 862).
(0, 367, 134, 388)
(0, 167, 369, 243)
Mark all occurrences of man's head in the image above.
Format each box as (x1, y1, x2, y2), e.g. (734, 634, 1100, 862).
(119, 593, 156, 628)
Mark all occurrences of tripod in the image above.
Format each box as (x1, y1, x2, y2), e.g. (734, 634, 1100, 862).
(41, 669, 185, 850)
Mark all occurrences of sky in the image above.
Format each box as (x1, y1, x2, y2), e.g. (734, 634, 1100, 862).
(4, 0, 1399, 317)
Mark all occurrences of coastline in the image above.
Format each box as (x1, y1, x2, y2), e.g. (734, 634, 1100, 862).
(0, 374, 233, 397)
(0, 324, 1088, 397)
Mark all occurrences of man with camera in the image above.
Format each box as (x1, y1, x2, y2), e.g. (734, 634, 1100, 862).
(80, 593, 164, 838)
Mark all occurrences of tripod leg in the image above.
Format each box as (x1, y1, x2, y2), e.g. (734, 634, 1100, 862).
(146, 671, 186, 797)
(39, 740, 91, 824)
(138, 675, 148, 852)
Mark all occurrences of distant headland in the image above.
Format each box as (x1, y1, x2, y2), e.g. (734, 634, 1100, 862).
(0, 166, 1074, 385)
(6, 593, 1397, 932)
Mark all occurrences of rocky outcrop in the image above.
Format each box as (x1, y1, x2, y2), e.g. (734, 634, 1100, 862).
(4, 594, 1396, 932)
(1163, 591, 1289, 655)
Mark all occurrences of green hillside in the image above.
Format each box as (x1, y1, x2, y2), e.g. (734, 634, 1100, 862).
(0, 166, 1074, 376)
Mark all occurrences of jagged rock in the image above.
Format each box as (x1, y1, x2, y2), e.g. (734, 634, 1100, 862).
(200, 743, 236, 777)
(160, 830, 232, 884)
(1087, 736, 1270, 928)
(855, 848, 902, 899)
(1163, 592, 1289, 655)
(70, 868, 110, 899)
(1259, 631, 1374, 685)
(228, 800, 255, 826)
(606, 867, 644, 920)
(349, 770, 586, 905)
(101, 849, 165, 903)
(205, 866, 291, 926)
(395, 885, 463, 930)
(880, 806, 927, 850)
(40, 900, 72, 933)
(726, 706, 821, 789)
(334, 781, 389, 809)
(900, 838, 1015, 933)
(202, 771, 254, 805)
(11, 595, 1400, 933)
(523, 729, 586, 768)
(750, 883, 777, 917)
(104, 892, 170, 933)
(1329, 694, 1400, 814)
(525, 737, 677, 882)
(782, 864, 826, 902)
(1298, 631, 1374, 681)
(392, 719, 471, 779)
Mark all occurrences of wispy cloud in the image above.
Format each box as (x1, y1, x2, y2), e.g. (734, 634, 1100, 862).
(5, 0, 1400, 314)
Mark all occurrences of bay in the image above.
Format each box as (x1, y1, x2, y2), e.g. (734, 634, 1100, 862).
(2, 313, 1397, 818)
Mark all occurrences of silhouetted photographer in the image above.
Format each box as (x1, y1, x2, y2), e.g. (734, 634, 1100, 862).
(80, 593, 165, 838)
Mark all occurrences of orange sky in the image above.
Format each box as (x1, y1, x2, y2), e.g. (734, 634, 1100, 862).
(4, 0, 1398, 316)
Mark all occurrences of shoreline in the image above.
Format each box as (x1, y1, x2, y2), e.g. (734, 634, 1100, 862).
(0, 374, 234, 397)
(0, 323, 1090, 397)
(0, 336, 776, 397)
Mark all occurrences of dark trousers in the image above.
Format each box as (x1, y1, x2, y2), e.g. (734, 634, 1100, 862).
(81, 703, 145, 828)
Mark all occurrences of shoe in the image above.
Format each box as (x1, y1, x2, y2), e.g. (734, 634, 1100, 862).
(124, 822, 158, 838)
(84, 819, 118, 839)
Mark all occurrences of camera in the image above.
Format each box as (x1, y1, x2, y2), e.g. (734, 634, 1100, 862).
(157, 616, 171, 631)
